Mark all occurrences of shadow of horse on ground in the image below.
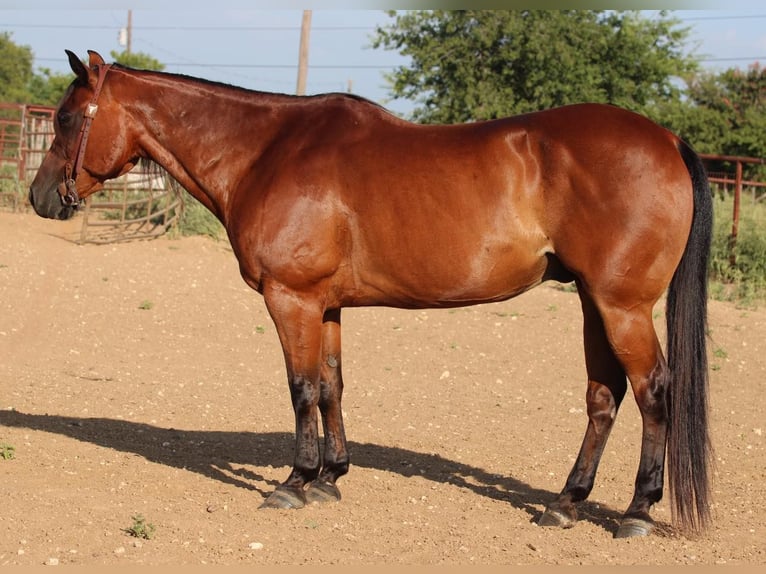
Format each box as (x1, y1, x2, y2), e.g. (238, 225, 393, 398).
(0, 409, 627, 534)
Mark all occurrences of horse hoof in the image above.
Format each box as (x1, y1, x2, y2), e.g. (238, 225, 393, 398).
(306, 480, 341, 504)
(259, 487, 306, 510)
(615, 517, 654, 538)
(538, 508, 577, 529)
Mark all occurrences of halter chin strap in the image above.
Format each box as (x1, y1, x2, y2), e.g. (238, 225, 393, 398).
(58, 63, 112, 207)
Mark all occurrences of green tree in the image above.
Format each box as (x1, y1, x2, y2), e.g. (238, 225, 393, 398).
(653, 74, 728, 155)
(28, 67, 73, 106)
(372, 10, 697, 123)
(0, 32, 34, 103)
(657, 63, 766, 179)
(109, 50, 165, 71)
(710, 64, 766, 159)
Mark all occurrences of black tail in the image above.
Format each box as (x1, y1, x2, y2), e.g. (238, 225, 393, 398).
(665, 139, 713, 534)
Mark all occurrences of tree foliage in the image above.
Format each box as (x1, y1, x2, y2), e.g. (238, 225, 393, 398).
(655, 62, 766, 181)
(109, 50, 165, 71)
(28, 67, 74, 106)
(697, 64, 766, 159)
(0, 32, 34, 103)
(372, 10, 697, 123)
(0, 34, 167, 106)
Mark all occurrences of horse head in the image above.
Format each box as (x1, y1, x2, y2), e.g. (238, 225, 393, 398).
(29, 50, 138, 220)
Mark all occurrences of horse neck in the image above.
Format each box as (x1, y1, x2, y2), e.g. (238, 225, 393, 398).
(113, 68, 293, 222)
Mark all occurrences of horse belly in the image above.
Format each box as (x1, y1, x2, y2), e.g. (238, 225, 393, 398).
(353, 232, 551, 308)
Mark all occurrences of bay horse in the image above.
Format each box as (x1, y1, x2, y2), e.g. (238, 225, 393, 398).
(29, 51, 712, 538)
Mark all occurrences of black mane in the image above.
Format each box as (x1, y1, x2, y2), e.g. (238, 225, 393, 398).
(110, 62, 385, 109)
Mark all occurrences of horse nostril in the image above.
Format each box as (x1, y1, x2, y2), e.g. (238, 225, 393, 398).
(57, 205, 75, 220)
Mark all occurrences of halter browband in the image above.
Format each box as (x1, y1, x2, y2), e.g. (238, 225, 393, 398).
(58, 63, 112, 207)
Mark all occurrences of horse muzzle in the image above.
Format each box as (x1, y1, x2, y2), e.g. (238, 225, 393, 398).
(28, 182, 78, 220)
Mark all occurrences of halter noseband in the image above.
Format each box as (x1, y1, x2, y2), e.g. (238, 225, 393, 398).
(58, 63, 112, 207)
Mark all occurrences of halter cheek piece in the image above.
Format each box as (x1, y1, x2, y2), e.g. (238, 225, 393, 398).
(57, 63, 112, 207)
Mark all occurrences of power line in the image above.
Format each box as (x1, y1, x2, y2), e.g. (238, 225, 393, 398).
(31, 58, 395, 70)
(682, 14, 766, 21)
(0, 23, 372, 31)
(704, 57, 766, 62)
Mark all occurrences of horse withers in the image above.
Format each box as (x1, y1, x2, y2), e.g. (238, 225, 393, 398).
(29, 50, 713, 538)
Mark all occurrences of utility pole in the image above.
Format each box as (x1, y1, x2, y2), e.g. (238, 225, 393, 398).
(118, 9, 132, 54)
(296, 10, 312, 95)
(126, 9, 132, 54)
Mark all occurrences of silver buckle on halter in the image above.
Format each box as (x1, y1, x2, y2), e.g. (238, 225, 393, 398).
(62, 178, 80, 207)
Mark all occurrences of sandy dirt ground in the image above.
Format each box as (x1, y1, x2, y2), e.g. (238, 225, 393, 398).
(0, 210, 764, 566)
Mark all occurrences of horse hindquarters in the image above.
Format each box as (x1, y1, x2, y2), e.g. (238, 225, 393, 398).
(540, 137, 712, 537)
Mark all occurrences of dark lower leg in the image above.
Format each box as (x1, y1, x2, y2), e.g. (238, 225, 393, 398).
(541, 289, 626, 528)
(286, 374, 322, 487)
(316, 376, 349, 485)
(595, 303, 668, 537)
(260, 374, 322, 509)
(306, 310, 349, 503)
(306, 373, 348, 503)
(616, 361, 669, 536)
(541, 378, 625, 527)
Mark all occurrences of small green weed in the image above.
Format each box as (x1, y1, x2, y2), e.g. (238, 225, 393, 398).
(123, 514, 156, 540)
(138, 300, 154, 311)
(0, 443, 15, 460)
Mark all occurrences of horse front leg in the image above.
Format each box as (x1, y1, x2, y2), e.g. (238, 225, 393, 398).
(259, 288, 325, 510)
(305, 307, 349, 503)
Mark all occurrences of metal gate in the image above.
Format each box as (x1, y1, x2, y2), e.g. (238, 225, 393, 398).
(0, 102, 183, 244)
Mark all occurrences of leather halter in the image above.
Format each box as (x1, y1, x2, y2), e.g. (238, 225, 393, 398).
(57, 63, 112, 207)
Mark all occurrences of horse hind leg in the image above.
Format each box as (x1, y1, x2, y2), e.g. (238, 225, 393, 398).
(542, 286, 669, 537)
(539, 287, 628, 529)
(609, 308, 670, 539)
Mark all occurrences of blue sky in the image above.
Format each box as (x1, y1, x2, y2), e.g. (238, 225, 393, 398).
(2, 8, 766, 116)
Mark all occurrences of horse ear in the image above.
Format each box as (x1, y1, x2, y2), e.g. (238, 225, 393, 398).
(87, 50, 106, 68)
(65, 49, 90, 84)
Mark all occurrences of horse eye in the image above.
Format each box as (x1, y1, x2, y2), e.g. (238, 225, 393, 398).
(57, 110, 73, 126)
